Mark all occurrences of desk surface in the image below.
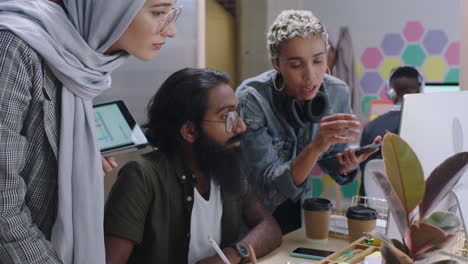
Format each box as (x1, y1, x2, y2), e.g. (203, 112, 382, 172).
(259, 228, 349, 263)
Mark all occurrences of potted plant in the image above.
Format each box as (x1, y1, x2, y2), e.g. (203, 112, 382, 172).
(369, 132, 468, 264)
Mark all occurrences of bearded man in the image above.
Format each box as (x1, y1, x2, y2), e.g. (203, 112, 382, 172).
(104, 68, 282, 264)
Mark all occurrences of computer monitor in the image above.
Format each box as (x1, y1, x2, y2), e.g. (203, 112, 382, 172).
(385, 91, 468, 245)
(424, 82, 460, 93)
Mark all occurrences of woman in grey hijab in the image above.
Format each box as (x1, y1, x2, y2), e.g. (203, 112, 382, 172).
(0, 0, 180, 263)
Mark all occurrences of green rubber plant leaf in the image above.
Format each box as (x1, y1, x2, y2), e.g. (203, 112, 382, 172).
(373, 170, 408, 237)
(382, 133, 425, 215)
(413, 233, 456, 261)
(423, 211, 461, 234)
(419, 152, 468, 220)
(408, 222, 456, 258)
(430, 260, 458, 264)
(370, 231, 413, 264)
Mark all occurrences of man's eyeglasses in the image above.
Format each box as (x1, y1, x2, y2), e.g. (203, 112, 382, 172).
(155, 6, 182, 35)
(203, 109, 242, 134)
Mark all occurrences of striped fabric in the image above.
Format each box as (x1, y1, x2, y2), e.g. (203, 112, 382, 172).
(0, 30, 62, 263)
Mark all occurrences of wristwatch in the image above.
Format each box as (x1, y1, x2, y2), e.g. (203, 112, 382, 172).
(229, 242, 249, 263)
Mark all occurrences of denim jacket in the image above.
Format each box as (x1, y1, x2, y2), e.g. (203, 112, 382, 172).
(236, 70, 358, 212)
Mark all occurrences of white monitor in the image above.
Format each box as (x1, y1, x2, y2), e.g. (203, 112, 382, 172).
(385, 91, 468, 244)
(399, 91, 467, 177)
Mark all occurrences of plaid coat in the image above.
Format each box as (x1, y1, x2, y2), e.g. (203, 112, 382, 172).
(0, 30, 62, 263)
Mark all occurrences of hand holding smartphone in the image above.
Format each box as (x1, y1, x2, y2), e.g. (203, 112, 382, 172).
(354, 143, 381, 156)
(318, 143, 381, 162)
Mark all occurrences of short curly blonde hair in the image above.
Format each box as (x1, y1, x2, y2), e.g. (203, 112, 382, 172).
(267, 10, 329, 60)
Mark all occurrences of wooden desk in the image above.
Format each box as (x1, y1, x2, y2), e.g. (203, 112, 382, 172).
(259, 228, 349, 263)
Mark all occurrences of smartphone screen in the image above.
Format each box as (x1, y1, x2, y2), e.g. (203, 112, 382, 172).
(291, 247, 334, 257)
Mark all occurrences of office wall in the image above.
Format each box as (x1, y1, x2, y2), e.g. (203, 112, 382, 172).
(302, 0, 461, 120)
(206, 0, 237, 85)
(461, 0, 468, 90)
(237, 0, 302, 81)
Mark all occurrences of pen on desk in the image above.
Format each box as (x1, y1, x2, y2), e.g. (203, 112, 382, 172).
(248, 244, 257, 264)
(208, 236, 231, 264)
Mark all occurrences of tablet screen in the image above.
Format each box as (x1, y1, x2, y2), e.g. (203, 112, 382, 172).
(93, 101, 147, 153)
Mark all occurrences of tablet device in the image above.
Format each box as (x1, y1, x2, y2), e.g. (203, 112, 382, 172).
(93, 100, 148, 156)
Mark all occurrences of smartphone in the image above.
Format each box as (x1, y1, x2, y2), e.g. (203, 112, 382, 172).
(289, 247, 335, 260)
(318, 143, 381, 162)
(354, 143, 381, 156)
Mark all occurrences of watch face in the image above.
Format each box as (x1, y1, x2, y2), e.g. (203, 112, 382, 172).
(236, 243, 249, 258)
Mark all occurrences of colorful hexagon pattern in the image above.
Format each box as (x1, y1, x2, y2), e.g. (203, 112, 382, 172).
(361, 47, 383, 69)
(422, 30, 448, 55)
(356, 61, 364, 78)
(361, 95, 379, 118)
(341, 179, 359, 198)
(379, 83, 390, 100)
(381, 33, 405, 56)
(360, 72, 383, 94)
(445, 68, 459, 83)
(402, 44, 426, 67)
(444, 42, 460, 66)
(380, 58, 402, 80)
(423, 57, 447, 81)
(403, 21, 424, 42)
(311, 178, 324, 198)
(359, 20, 457, 117)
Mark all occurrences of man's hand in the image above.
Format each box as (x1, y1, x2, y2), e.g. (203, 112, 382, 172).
(102, 156, 118, 175)
(311, 113, 361, 153)
(337, 136, 382, 175)
(196, 247, 241, 264)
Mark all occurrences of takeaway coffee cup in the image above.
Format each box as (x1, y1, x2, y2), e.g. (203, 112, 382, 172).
(302, 198, 332, 242)
(346, 206, 378, 242)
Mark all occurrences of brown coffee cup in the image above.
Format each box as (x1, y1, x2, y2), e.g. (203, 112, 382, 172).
(346, 206, 378, 242)
(303, 198, 332, 242)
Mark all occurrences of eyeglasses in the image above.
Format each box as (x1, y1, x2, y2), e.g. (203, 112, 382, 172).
(203, 109, 242, 134)
(155, 6, 182, 35)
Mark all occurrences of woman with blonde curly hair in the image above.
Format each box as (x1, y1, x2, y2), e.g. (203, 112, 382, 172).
(236, 10, 380, 234)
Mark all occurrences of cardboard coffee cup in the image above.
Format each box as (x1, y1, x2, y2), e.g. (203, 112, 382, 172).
(303, 198, 332, 242)
(346, 206, 378, 242)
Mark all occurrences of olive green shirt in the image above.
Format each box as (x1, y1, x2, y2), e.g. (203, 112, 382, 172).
(104, 150, 256, 264)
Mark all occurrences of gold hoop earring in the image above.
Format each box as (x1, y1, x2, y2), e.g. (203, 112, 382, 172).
(326, 66, 332, 75)
(273, 72, 285, 91)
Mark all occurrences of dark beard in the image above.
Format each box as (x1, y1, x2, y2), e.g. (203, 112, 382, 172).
(193, 131, 244, 193)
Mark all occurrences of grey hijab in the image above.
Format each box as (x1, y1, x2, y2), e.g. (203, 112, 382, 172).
(0, 0, 145, 262)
